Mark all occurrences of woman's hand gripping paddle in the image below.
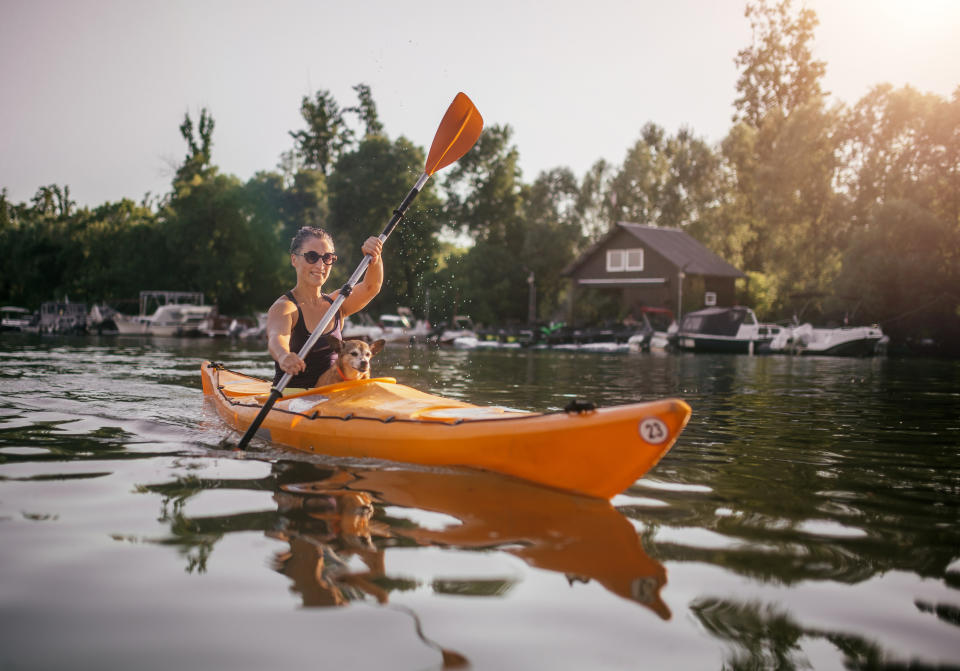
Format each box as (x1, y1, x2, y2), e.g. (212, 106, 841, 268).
(235, 93, 483, 451)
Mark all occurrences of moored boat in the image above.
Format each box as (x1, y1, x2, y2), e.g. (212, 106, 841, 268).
(201, 361, 691, 500)
(342, 313, 384, 342)
(114, 291, 214, 336)
(377, 307, 431, 343)
(0, 306, 33, 332)
(766, 322, 887, 356)
(432, 315, 477, 345)
(675, 306, 781, 354)
(237, 312, 269, 339)
(30, 300, 87, 334)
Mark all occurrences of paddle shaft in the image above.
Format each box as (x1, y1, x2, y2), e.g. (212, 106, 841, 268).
(235, 171, 430, 450)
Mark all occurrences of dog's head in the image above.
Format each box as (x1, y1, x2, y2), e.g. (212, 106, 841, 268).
(334, 338, 385, 378)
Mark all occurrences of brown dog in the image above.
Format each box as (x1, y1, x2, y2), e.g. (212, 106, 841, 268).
(316, 338, 385, 386)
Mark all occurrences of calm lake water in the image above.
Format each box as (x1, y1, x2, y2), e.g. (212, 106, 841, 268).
(1, 334, 958, 670)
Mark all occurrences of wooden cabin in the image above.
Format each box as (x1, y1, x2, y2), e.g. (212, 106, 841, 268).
(561, 223, 745, 323)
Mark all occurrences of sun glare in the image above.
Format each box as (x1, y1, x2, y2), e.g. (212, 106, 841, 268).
(872, 0, 960, 36)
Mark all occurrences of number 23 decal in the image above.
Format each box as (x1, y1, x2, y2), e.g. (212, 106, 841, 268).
(639, 418, 669, 444)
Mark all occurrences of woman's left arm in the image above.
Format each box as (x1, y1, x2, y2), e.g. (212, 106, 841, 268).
(338, 236, 384, 317)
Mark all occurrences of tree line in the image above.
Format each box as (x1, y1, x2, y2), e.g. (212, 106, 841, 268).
(1, 0, 957, 352)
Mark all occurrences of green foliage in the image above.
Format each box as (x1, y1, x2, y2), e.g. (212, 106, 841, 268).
(431, 125, 525, 324)
(838, 84, 960, 227)
(289, 90, 352, 175)
(521, 167, 585, 321)
(347, 83, 384, 137)
(574, 159, 615, 242)
(69, 200, 168, 304)
(162, 172, 267, 314)
(722, 0, 843, 320)
(737, 271, 779, 319)
(428, 241, 530, 326)
(442, 125, 524, 247)
(0, 188, 163, 308)
(328, 135, 442, 316)
(609, 123, 724, 233)
(836, 201, 959, 345)
(175, 109, 216, 189)
(733, 0, 826, 127)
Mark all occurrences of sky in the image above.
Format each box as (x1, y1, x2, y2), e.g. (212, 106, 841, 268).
(1, 0, 958, 208)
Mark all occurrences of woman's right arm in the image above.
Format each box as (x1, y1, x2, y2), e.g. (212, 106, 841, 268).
(266, 298, 306, 377)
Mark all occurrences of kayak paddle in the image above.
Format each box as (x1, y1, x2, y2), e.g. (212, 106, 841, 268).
(236, 92, 483, 450)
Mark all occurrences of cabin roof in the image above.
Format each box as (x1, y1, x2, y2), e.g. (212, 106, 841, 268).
(564, 222, 745, 278)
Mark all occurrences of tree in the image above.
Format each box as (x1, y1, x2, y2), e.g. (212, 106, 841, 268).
(69, 199, 165, 305)
(347, 83, 384, 137)
(175, 108, 216, 189)
(607, 123, 723, 234)
(838, 84, 960, 227)
(441, 125, 525, 248)
(435, 125, 527, 324)
(575, 159, 615, 242)
(733, 0, 826, 128)
(289, 90, 352, 175)
(836, 201, 959, 352)
(0, 189, 69, 306)
(163, 172, 267, 314)
(834, 85, 960, 351)
(522, 168, 585, 321)
(327, 135, 443, 317)
(724, 0, 840, 318)
(163, 109, 278, 314)
(243, 171, 302, 306)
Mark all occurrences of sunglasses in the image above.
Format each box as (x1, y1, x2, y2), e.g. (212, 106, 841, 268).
(296, 251, 338, 265)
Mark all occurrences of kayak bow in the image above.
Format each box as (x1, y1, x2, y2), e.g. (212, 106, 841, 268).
(201, 361, 691, 500)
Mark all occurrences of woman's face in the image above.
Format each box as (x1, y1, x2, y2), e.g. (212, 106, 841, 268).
(292, 236, 335, 288)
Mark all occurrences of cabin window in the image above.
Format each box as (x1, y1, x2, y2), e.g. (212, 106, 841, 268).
(625, 249, 644, 271)
(606, 250, 624, 271)
(704, 291, 717, 306)
(606, 248, 644, 272)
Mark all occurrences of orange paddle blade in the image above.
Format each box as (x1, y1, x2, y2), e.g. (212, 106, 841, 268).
(424, 92, 483, 175)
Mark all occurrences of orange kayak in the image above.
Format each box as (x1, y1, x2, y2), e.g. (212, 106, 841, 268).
(201, 361, 691, 500)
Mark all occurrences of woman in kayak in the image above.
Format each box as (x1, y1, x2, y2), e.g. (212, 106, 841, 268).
(267, 226, 383, 388)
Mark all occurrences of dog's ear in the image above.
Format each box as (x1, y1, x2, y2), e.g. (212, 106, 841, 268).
(369, 339, 386, 356)
(326, 336, 344, 353)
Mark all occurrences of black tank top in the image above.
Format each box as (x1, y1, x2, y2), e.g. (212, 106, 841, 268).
(273, 291, 342, 388)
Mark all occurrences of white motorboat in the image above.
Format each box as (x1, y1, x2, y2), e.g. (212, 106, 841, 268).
(434, 315, 477, 345)
(675, 306, 782, 354)
(766, 323, 887, 356)
(114, 291, 214, 337)
(1, 306, 33, 331)
(237, 312, 268, 339)
(625, 308, 676, 352)
(377, 307, 431, 343)
(342, 313, 385, 342)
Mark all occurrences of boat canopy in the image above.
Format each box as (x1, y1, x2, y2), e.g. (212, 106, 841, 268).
(680, 307, 754, 336)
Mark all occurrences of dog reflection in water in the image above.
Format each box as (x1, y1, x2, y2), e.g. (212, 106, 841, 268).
(269, 487, 392, 607)
(268, 482, 470, 668)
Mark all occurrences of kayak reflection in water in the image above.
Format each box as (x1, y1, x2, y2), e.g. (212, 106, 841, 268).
(266, 226, 384, 389)
(267, 465, 671, 621)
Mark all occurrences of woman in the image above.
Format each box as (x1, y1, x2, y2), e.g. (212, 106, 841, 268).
(267, 226, 384, 388)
